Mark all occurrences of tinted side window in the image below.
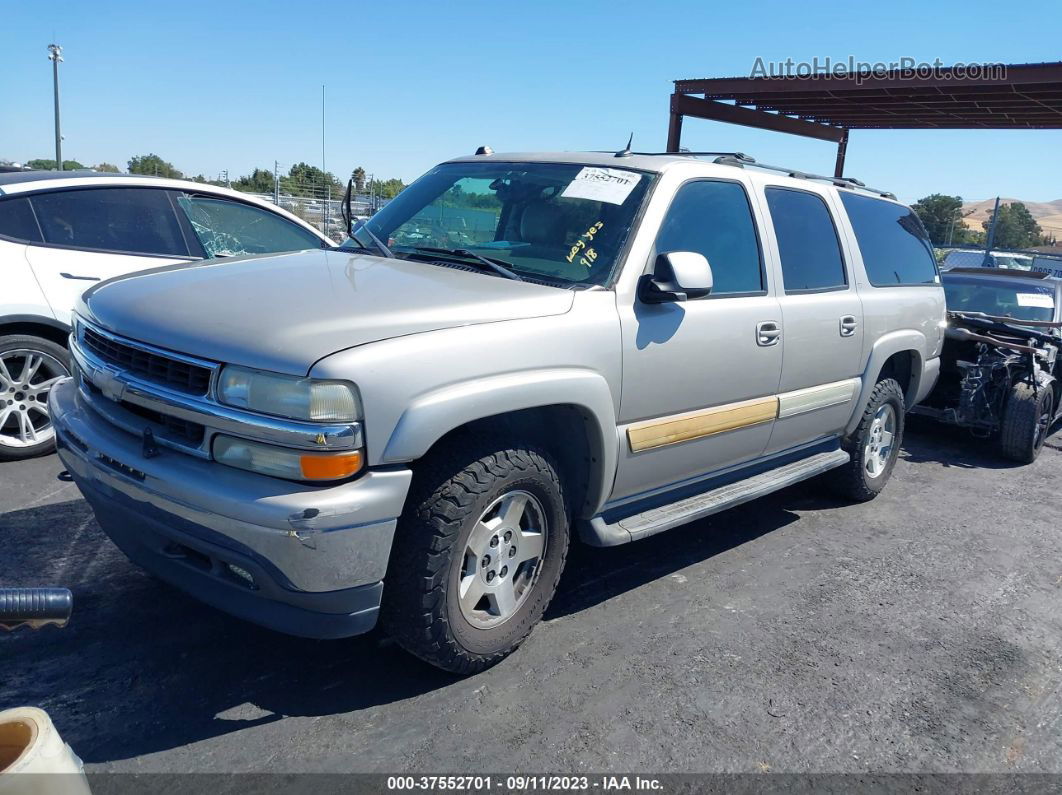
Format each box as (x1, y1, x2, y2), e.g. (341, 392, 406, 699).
(0, 198, 43, 243)
(176, 196, 324, 257)
(655, 180, 763, 295)
(30, 188, 189, 256)
(839, 192, 938, 286)
(765, 188, 847, 292)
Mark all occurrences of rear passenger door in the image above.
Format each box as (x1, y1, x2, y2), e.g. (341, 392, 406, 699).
(23, 187, 198, 323)
(759, 185, 864, 454)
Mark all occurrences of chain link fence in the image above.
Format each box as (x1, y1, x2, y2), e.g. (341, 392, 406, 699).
(239, 183, 390, 243)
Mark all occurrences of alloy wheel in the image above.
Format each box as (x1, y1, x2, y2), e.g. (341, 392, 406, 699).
(458, 490, 548, 628)
(0, 350, 69, 450)
(863, 403, 896, 479)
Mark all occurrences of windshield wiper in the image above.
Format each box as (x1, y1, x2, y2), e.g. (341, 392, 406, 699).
(408, 246, 523, 281)
(347, 221, 394, 259)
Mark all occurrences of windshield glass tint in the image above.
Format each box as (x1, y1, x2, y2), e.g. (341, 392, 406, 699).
(943, 277, 1057, 322)
(355, 162, 653, 285)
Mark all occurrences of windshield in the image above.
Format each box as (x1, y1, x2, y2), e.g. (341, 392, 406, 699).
(943, 276, 1057, 322)
(346, 161, 654, 286)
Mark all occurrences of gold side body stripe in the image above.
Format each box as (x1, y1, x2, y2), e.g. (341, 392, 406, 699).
(627, 378, 860, 453)
(627, 396, 779, 452)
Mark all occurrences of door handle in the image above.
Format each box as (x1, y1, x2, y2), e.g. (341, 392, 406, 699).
(756, 320, 781, 347)
(59, 272, 101, 282)
(839, 315, 858, 337)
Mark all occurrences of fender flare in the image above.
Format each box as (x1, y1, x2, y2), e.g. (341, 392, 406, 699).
(381, 368, 619, 515)
(845, 330, 927, 436)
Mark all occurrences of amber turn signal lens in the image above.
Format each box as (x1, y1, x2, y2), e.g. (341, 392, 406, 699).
(299, 450, 364, 481)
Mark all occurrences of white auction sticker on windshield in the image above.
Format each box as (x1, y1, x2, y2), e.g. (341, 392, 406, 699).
(560, 167, 642, 205)
(1016, 292, 1054, 308)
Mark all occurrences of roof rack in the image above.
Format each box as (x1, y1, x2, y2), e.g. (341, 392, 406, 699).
(945, 267, 1052, 280)
(598, 149, 897, 199)
(711, 155, 896, 199)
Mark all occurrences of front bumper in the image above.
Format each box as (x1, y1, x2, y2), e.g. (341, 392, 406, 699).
(50, 378, 412, 639)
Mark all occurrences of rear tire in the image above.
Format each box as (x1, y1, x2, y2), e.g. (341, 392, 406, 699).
(999, 381, 1053, 463)
(826, 377, 905, 502)
(0, 335, 71, 462)
(381, 439, 570, 674)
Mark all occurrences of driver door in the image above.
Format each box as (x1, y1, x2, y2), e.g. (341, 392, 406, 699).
(611, 178, 783, 502)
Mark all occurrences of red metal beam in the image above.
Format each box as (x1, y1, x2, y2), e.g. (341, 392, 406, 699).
(675, 62, 1062, 96)
(669, 93, 847, 143)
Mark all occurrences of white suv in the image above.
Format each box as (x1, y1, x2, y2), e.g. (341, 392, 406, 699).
(0, 171, 332, 460)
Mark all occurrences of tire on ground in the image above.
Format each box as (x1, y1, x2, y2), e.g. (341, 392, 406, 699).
(825, 377, 905, 502)
(999, 381, 1054, 464)
(381, 438, 570, 674)
(0, 334, 70, 462)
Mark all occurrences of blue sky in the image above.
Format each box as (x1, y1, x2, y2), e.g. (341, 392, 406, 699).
(2, 0, 1060, 203)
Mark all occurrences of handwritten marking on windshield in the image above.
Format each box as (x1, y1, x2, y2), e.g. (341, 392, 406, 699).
(566, 221, 604, 265)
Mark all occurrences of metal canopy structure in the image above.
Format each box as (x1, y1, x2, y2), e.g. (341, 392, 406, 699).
(666, 62, 1062, 178)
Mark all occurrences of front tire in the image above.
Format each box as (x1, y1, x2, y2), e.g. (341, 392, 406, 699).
(827, 377, 905, 502)
(381, 441, 570, 674)
(999, 381, 1053, 463)
(0, 335, 71, 462)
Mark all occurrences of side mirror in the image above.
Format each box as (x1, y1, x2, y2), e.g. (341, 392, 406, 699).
(341, 179, 353, 237)
(639, 251, 713, 304)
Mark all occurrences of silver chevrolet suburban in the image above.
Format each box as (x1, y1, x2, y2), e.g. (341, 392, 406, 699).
(49, 151, 945, 673)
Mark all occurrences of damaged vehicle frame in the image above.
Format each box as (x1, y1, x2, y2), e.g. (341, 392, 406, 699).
(912, 267, 1062, 462)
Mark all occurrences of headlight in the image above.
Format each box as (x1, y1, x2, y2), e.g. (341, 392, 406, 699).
(213, 435, 364, 481)
(217, 365, 361, 422)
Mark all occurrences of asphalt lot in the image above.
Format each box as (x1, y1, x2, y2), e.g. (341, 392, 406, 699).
(3, 420, 1062, 774)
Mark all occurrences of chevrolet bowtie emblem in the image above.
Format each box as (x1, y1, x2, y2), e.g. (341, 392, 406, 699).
(315, 433, 327, 446)
(96, 368, 126, 403)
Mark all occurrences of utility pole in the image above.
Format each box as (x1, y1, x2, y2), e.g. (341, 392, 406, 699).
(273, 160, 280, 204)
(47, 44, 63, 170)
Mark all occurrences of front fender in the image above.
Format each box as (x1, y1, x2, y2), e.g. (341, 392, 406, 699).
(845, 330, 928, 436)
(381, 368, 618, 515)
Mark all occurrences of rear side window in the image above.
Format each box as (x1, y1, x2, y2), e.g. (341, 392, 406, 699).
(765, 187, 846, 292)
(839, 192, 938, 286)
(654, 180, 763, 295)
(0, 197, 43, 243)
(176, 195, 324, 258)
(29, 188, 189, 257)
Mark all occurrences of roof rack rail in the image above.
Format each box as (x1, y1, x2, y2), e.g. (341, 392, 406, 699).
(712, 155, 896, 199)
(946, 267, 1051, 280)
(607, 151, 756, 162)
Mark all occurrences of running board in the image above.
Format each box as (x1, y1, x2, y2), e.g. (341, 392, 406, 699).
(584, 449, 850, 546)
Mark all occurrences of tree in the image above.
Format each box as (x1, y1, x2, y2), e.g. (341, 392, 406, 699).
(128, 153, 182, 179)
(93, 162, 120, 172)
(27, 158, 85, 171)
(282, 162, 341, 198)
(984, 202, 1046, 249)
(352, 167, 366, 192)
(912, 194, 968, 245)
(374, 178, 405, 199)
(232, 168, 276, 195)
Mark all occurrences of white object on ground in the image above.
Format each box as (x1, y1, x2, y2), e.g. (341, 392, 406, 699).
(0, 707, 90, 795)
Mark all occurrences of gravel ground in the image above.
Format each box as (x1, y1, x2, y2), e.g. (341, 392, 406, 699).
(2, 420, 1062, 774)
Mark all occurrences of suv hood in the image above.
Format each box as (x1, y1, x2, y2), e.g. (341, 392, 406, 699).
(80, 249, 575, 374)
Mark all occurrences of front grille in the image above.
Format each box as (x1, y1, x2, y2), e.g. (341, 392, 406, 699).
(82, 327, 212, 396)
(120, 401, 206, 445)
(82, 379, 205, 445)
